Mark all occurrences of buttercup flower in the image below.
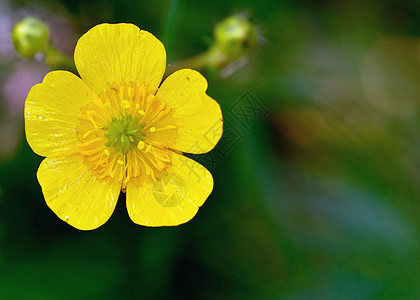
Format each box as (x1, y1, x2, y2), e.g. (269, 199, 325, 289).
(25, 23, 223, 230)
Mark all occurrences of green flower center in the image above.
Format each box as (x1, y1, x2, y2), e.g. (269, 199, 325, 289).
(104, 114, 145, 154)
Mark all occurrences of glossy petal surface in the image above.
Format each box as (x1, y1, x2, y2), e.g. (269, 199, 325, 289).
(157, 69, 223, 154)
(74, 23, 166, 95)
(25, 71, 97, 157)
(126, 153, 213, 226)
(37, 155, 121, 230)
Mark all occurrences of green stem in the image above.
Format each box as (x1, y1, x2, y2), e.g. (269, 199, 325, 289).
(166, 47, 222, 76)
(45, 45, 78, 75)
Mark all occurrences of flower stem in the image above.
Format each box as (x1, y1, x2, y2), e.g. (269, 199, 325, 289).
(45, 45, 78, 74)
(166, 48, 222, 76)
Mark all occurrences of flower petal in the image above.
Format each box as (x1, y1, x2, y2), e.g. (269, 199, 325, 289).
(74, 23, 166, 95)
(126, 153, 213, 226)
(25, 71, 97, 157)
(37, 154, 121, 230)
(156, 69, 223, 154)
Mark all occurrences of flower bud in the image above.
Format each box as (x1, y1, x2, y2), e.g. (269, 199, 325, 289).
(11, 17, 50, 58)
(213, 14, 258, 62)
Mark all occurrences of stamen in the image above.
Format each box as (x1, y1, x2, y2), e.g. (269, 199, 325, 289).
(81, 147, 103, 155)
(149, 106, 171, 124)
(154, 124, 177, 132)
(83, 129, 96, 139)
(121, 100, 130, 109)
(78, 82, 177, 187)
(137, 141, 145, 150)
(87, 110, 100, 128)
(128, 87, 135, 99)
(79, 137, 102, 147)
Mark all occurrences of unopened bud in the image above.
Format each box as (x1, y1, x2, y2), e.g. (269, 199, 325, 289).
(213, 14, 258, 62)
(11, 17, 50, 58)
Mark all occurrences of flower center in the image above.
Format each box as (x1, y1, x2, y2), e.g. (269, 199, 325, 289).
(104, 114, 145, 154)
(76, 82, 178, 190)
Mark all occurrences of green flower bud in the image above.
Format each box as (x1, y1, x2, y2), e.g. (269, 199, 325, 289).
(11, 17, 50, 58)
(165, 13, 261, 77)
(213, 14, 258, 62)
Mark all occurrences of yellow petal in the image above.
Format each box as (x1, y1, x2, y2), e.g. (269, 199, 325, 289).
(156, 69, 223, 154)
(37, 154, 121, 230)
(126, 153, 213, 226)
(25, 71, 97, 157)
(74, 23, 166, 95)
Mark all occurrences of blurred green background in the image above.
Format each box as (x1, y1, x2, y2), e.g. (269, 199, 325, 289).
(0, 0, 419, 299)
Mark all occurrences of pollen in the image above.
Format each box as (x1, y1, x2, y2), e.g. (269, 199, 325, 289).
(77, 82, 178, 189)
(137, 141, 145, 150)
(121, 99, 130, 108)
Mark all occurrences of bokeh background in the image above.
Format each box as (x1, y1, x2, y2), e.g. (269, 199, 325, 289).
(0, 0, 419, 299)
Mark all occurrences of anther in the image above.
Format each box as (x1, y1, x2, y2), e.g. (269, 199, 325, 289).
(121, 100, 130, 109)
(128, 87, 135, 98)
(139, 109, 145, 115)
(104, 149, 110, 156)
(149, 126, 156, 132)
(82, 129, 94, 139)
(137, 141, 145, 150)
(161, 125, 177, 130)
(117, 160, 124, 165)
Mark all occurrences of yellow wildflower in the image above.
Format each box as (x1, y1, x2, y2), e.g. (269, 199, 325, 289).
(25, 23, 223, 230)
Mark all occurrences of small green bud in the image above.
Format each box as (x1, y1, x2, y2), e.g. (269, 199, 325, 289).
(11, 17, 50, 58)
(213, 14, 258, 62)
(165, 13, 260, 77)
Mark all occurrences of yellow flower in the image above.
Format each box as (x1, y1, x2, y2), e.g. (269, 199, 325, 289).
(25, 23, 223, 230)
